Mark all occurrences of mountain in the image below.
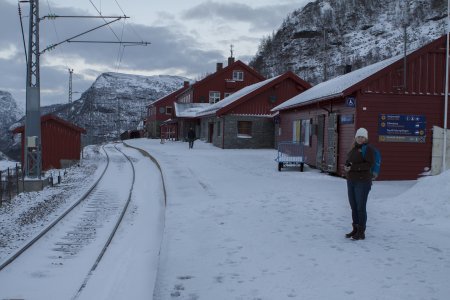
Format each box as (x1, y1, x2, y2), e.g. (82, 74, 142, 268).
(0, 91, 23, 160)
(250, 0, 447, 84)
(68, 72, 190, 142)
(5, 72, 190, 159)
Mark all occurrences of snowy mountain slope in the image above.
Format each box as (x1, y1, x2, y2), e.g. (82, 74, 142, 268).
(0, 91, 23, 160)
(250, 0, 447, 84)
(5, 73, 190, 153)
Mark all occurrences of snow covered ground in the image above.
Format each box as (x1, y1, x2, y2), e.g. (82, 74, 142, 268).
(1, 139, 449, 300)
(125, 139, 450, 300)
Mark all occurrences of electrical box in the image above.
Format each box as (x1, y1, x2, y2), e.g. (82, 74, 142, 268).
(27, 136, 38, 148)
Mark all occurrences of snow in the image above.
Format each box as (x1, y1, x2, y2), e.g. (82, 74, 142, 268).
(273, 53, 407, 111)
(1, 139, 449, 300)
(197, 75, 282, 117)
(0, 159, 18, 171)
(174, 102, 211, 118)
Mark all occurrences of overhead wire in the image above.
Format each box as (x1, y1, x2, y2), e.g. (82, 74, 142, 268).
(89, 0, 124, 71)
(46, 0, 70, 70)
(17, 2, 28, 65)
(89, 0, 121, 42)
(113, 0, 145, 42)
(114, 20, 126, 71)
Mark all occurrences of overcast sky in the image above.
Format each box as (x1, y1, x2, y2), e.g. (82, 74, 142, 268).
(0, 0, 310, 108)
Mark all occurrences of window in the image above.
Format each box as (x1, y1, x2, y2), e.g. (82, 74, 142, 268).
(293, 119, 311, 146)
(165, 106, 172, 115)
(237, 121, 252, 138)
(209, 91, 220, 104)
(232, 70, 244, 81)
(159, 107, 165, 114)
(217, 121, 221, 136)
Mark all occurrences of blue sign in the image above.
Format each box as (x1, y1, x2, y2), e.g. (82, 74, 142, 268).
(340, 114, 354, 124)
(378, 114, 426, 143)
(345, 97, 356, 107)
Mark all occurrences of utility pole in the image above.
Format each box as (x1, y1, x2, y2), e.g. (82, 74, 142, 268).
(117, 98, 121, 139)
(19, 1, 149, 178)
(68, 68, 73, 103)
(323, 28, 328, 82)
(443, 0, 449, 173)
(24, 0, 42, 178)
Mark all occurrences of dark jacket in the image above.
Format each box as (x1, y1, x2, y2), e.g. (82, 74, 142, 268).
(187, 129, 196, 140)
(346, 143, 375, 181)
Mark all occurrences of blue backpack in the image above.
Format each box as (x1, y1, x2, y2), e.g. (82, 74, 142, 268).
(362, 144, 381, 178)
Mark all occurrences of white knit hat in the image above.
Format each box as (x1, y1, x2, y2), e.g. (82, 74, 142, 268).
(355, 128, 368, 139)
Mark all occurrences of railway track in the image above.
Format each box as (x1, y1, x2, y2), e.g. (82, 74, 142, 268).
(0, 143, 145, 299)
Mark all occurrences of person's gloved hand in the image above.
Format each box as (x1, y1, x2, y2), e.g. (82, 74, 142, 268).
(344, 162, 352, 172)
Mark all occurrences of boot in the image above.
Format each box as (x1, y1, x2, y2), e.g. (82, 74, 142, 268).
(351, 225, 366, 240)
(345, 224, 357, 238)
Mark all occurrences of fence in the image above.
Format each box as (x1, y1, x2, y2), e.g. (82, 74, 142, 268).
(0, 165, 22, 206)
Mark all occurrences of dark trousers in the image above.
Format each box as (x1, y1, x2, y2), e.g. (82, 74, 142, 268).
(347, 180, 371, 227)
(188, 140, 194, 148)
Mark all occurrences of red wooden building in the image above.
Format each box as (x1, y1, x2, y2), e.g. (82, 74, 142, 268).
(272, 35, 450, 180)
(13, 114, 86, 170)
(196, 71, 311, 148)
(146, 81, 190, 138)
(173, 57, 265, 140)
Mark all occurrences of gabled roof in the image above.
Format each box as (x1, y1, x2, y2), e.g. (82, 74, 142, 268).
(272, 56, 403, 111)
(177, 60, 265, 98)
(13, 114, 86, 134)
(197, 71, 310, 117)
(148, 84, 190, 108)
(174, 103, 210, 118)
(272, 35, 447, 111)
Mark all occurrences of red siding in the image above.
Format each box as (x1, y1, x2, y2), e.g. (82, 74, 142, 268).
(15, 116, 84, 171)
(226, 78, 308, 115)
(278, 99, 353, 170)
(177, 61, 264, 104)
(356, 93, 443, 180)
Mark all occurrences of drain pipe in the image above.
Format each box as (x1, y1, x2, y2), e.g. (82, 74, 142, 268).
(443, 1, 449, 173)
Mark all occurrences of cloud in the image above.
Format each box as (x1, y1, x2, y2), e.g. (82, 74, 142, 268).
(182, 1, 299, 32)
(0, 1, 226, 107)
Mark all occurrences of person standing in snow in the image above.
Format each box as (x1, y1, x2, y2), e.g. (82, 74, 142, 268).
(343, 127, 375, 240)
(187, 127, 196, 149)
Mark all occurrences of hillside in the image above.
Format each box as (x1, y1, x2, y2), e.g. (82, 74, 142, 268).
(250, 0, 446, 84)
(3, 72, 190, 159)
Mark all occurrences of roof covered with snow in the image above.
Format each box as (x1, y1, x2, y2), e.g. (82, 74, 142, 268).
(174, 103, 211, 118)
(272, 53, 405, 111)
(196, 75, 282, 117)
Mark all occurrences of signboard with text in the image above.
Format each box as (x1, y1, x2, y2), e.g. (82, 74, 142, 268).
(378, 114, 426, 143)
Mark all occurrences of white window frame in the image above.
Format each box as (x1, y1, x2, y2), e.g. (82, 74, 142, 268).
(165, 106, 172, 115)
(232, 70, 244, 81)
(209, 91, 220, 104)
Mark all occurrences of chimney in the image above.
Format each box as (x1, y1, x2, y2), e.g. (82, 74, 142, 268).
(216, 62, 223, 72)
(344, 64, 352, 74)
(183, 81, 189, 88)
(228, 57, 235, 66)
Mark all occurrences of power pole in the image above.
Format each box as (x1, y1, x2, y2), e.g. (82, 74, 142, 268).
(24, 0, 42, 178)
(68, 68, 73, 103)
(323, 28, 328, 82)
(20, 1, 149, 176)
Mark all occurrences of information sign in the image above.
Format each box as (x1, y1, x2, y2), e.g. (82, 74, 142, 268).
(378, 114, 426, 143)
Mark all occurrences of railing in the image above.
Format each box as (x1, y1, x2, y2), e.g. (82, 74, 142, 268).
(0, 164, 22, 206)
(275, 141, 306, 171)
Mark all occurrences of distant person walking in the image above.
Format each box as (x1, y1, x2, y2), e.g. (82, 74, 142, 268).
(344, 128, 375, 240)
(187, 127, 196, 149)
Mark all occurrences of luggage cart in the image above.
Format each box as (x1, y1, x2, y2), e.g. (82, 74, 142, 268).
(275, 141, 306, 171)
